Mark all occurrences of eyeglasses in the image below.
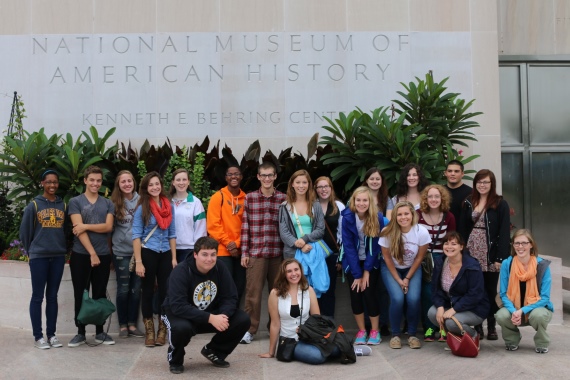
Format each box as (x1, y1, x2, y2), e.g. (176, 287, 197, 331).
(512, 241, 531, 247)
(43, 181, 59, 185)
(258, 174, 275, 179)
(225, 172, 242, 178)
(316, 185, 330, 190)
(476, 181, 491, 185)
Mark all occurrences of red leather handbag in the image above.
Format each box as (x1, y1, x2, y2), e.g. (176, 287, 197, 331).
(443, 316, 480, 358)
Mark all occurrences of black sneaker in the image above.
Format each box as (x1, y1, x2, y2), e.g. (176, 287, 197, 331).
(95, 332, 116, 345)
(169, 364, 184, 374)
(68, 334, 86, 347)
(201, 345, 230, 368)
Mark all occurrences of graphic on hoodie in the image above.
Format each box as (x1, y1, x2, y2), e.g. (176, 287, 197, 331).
(37, 208, 65, 228)
(193, 281, 217, 310)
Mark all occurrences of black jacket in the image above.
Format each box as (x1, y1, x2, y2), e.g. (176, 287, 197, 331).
(458, 195, 511, 264)
(432, 252, 490, 319)
(163, 255, 238, 324)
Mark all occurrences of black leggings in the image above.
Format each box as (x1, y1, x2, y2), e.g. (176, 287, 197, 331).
(346, 263, 380, 316)
(140, 248, 173, 318)
(69, 252, 112, 334)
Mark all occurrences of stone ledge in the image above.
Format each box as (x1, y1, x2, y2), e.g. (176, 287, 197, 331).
(562, 265, 570, 291)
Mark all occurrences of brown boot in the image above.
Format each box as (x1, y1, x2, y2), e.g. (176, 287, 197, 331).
(155, 318, 167, 346)
(144, 318, 155, 347)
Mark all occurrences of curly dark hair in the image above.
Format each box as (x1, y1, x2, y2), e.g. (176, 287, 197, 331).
(395, 163, 429, 197)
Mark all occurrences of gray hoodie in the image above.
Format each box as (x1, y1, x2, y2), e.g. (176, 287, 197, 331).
(112, 193, 140, 256)
(20, 195, 68, 260)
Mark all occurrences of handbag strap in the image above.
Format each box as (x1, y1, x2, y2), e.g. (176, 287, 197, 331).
(447, 315, 466, 335)
(292, 204, 304, 237)
(324, 221, 340, 252)
(143, 224, 159, 245)
(84, 267, 93, 291)
(429, 213, 446, 255)
(299, 290, 304, 326)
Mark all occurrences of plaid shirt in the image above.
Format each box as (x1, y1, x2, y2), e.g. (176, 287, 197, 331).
(240, 188, 286, 259)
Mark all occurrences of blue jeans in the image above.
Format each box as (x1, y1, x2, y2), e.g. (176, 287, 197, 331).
(112, 255, 142, 326)
(421, 252, 442, 331)
(29, 256, 65, 340)
(293, 341, 340, 365)
(381, 262, 422, 336)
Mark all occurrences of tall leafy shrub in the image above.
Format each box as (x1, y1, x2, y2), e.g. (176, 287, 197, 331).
(320, 72, 481, 194)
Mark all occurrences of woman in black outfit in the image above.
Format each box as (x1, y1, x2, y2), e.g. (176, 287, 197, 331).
(314, 176, 345, 317)
(458, 169, 510, 340)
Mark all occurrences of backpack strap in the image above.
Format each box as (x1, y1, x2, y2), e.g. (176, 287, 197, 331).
(32, 200, 38, 227)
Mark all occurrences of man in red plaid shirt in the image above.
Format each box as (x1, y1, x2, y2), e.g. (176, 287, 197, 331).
(239, 162, 286, 344)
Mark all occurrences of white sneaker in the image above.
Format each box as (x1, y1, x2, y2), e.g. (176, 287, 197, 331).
(48, 336, 63, 348)
(354, 345, 372, 356)
(240, 331, 254, 344)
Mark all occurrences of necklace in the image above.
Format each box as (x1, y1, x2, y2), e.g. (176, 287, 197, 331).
(425, 211, 442, 225)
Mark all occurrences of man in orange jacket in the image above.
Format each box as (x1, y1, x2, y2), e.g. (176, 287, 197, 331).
(207, 165, 246, 304)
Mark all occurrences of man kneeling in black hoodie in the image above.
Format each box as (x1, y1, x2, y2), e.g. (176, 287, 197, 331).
(162, 236, 251, 374)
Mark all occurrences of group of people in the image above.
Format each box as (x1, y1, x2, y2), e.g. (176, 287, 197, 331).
(20, 160, 554, 374)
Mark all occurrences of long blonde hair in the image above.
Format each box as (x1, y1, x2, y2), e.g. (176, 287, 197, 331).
(380, 201, 419, 264)
(349, 187, 380, 237)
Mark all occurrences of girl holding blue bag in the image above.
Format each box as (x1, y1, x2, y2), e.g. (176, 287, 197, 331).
(341, 187, 384, 346)
(278, 170, 329, 296)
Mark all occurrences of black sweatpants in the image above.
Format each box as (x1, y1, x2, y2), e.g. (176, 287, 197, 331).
(162, 308, 251, 366)
(69, 252, 112, 335)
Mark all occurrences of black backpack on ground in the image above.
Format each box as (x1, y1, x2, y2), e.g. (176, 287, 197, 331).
(297, 314, 357, 364)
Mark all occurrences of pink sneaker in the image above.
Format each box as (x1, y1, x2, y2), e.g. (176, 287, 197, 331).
(367, 329, 381, 345)
(354, 330, 368, 345)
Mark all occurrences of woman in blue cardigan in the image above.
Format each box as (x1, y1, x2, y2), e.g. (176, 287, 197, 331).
(428, 231, 489, 339)
(341, 187, 384, 346)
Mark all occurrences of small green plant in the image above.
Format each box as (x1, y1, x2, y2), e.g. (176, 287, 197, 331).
(6, 93, 26, 140)
(137, 160, 147, 179)
(191, 152, 213, 209)
(164, 146, 193, 185)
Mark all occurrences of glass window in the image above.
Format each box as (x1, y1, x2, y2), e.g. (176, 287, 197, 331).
(499, 66, 522, 144)
(528, 65, 570, 144)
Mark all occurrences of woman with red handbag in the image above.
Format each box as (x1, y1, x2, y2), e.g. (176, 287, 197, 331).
(428, 232, 490, 341)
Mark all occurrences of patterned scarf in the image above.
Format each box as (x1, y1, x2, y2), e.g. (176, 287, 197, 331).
(150, 195, 172, 229)
(506, 255, 541, 314)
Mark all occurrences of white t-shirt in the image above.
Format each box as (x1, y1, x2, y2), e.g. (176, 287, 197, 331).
(379, 224, 431, 269)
